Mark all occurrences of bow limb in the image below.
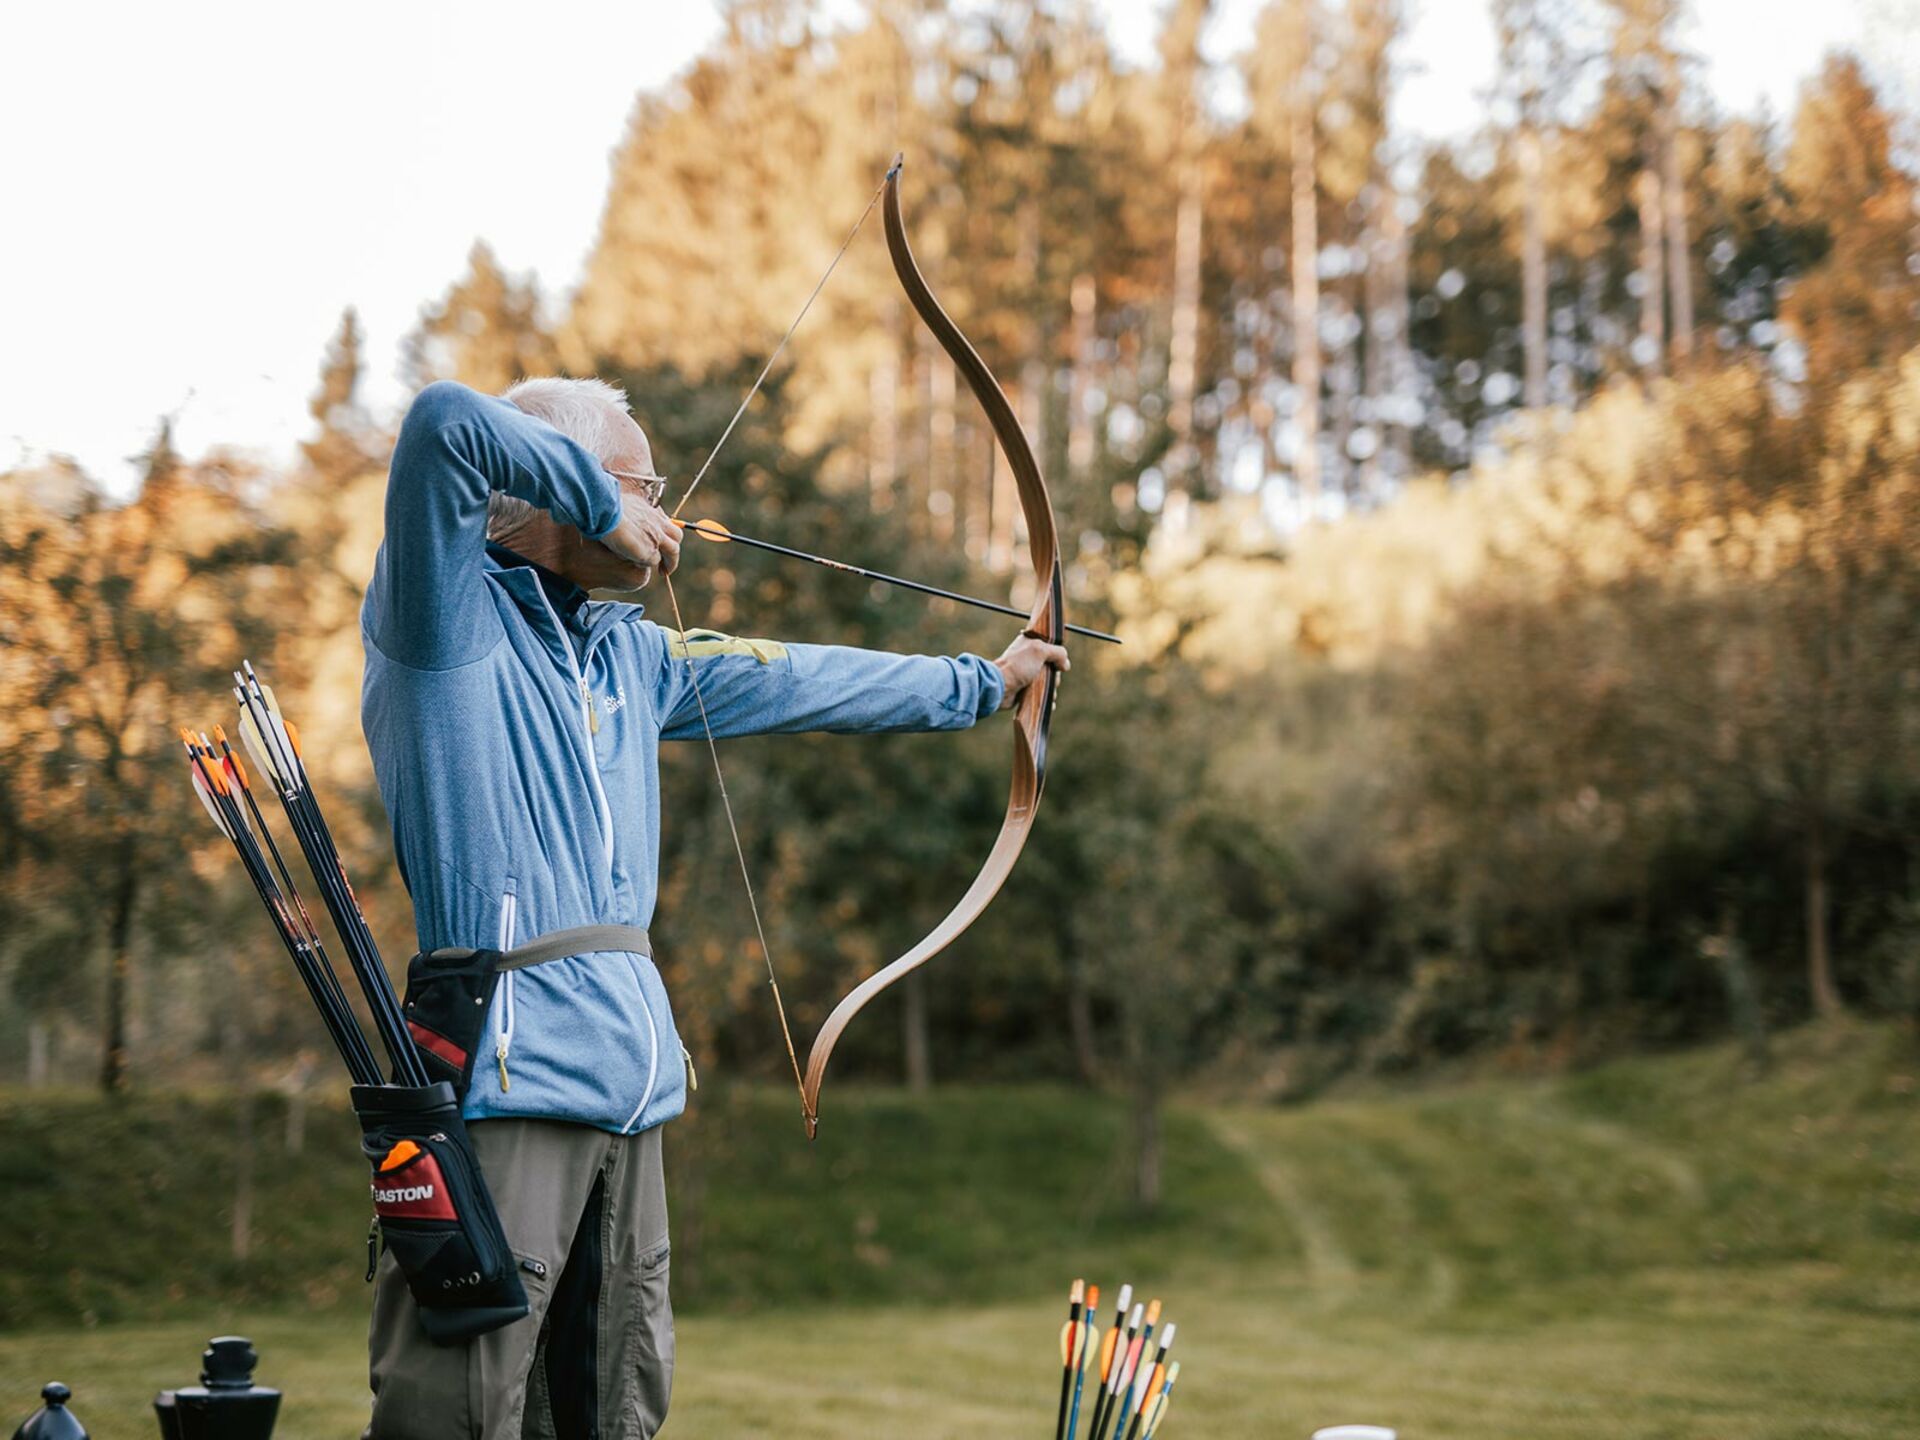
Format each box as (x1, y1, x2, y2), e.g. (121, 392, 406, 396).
(798, 157, 1065, 1138)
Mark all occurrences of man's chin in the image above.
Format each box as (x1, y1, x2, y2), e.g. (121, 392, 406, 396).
(592, 568, 652, 598)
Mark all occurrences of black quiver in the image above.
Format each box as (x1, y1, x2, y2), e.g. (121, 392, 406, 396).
(353, 1082, 527, 1344)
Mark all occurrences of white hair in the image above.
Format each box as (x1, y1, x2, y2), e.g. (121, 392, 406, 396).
(489, 376, 632, 540)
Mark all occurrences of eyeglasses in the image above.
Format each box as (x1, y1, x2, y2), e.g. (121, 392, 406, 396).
(604, 465, 669, 507)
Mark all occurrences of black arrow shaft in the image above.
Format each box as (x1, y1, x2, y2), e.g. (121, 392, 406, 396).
(678, 520, 1122, 645)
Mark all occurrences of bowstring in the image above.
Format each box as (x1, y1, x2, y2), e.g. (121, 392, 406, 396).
(672, 165, 893, 521)
(661, 568, 810, 1116)
(661, 164, 896, 1128)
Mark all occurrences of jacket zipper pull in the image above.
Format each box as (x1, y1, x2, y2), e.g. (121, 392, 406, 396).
(580, 676, 600, 734)
(497, 1037, 511, 1092)
(682, 1043, 697, 1093)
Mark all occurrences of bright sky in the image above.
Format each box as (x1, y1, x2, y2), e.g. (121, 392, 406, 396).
(0, 0, 1885, 494)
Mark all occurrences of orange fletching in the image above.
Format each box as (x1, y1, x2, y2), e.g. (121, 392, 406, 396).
(1098, 1327, 1119, 1380)
(379, 1139, 422, 1172)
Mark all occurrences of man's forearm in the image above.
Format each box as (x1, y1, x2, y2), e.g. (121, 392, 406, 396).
(656, 635, 1004, 739)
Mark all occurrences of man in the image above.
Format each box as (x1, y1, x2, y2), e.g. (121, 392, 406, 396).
(360, 376, 1066, 1439)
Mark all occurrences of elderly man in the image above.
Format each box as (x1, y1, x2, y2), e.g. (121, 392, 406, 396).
(359, 376, 1065, 1439)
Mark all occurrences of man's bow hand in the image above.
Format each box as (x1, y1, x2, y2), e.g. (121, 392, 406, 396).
(993, 633, 1070, 709)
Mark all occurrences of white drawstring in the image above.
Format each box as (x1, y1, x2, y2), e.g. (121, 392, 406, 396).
(495, 889, 517, 1092)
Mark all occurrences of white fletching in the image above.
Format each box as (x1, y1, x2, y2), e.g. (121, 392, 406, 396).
(235, 688, 282, 788)
(190, 765, 234, 839)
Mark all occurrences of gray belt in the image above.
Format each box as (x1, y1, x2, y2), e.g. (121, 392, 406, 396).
(429, 923, 652, 973)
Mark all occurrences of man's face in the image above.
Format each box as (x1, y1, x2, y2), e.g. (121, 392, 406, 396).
(603, 416, 657, 493)
(553, 415, 673, 593)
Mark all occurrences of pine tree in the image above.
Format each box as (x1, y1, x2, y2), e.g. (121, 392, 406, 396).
(404, 242, 557, 395)
(1157, 0, 1213, 499)
(1780, 56, 1920, 380)
(302, 308, 380, 484)
(1250, 0, 1328, 511)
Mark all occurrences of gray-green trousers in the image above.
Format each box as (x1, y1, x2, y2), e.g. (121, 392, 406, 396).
(368, 1119, 673, 1440)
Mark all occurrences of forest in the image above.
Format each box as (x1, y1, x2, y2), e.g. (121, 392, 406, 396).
(3, 0, 1917, 1206)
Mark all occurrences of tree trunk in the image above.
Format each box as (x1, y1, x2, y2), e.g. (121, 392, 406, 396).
(1805, 810, 1844, 1017)
(232, 1087, 256, 1261)
(987, 427, 1017, 574)
(1328, 294, 1359, 502)
(927, 343, 957, 543)
(285, 1088, 307, 1156)
(901, 969, 932, 1093)
(1662, 116, 1693, 365)
(1015, 359, 1045, 562)
(1361, 170, 1409, 499)
(224, 957, 255, 1262)
(1003, 201, 1045, 570)
(1636, 163, 1665, 376)
(100, 845, 137, 1094)
(1704, 904, 1770, 1075)
(869, 307, 899, 513)
(1131, 1071, 1162, 1211)
(1167, 170, 1204, 491)
(284, 1053, 315, 1154)
(1519, 127, 1549, 409)
(1361, 195, 1387, 499)
(27, 1022, 49, 1087)
(1290, 101, 1321, 510)
(1067, 273, 1098, 480)
(1380, 175, 1412, 483)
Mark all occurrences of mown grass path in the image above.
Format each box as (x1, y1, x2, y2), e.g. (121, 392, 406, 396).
(3, 1021, 1915, 1437)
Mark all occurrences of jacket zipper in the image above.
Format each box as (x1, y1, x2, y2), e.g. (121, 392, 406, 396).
(494, 887, 517, 1093)
(529, 589, 663, 1131)
(530, 585, 615, 875)
(619, 964, 661, 1135)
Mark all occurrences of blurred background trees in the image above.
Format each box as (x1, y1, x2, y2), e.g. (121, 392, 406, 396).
(2, 0, 1916, 1205)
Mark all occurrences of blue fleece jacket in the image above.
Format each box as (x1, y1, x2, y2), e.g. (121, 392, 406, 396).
(360, 381, 1005, 1134)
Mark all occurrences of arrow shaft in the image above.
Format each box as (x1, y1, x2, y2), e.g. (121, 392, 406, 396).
(679, 521, 1121, 645)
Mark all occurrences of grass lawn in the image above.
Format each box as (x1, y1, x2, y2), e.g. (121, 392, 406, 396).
(3, 1019, 1915, 1437)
